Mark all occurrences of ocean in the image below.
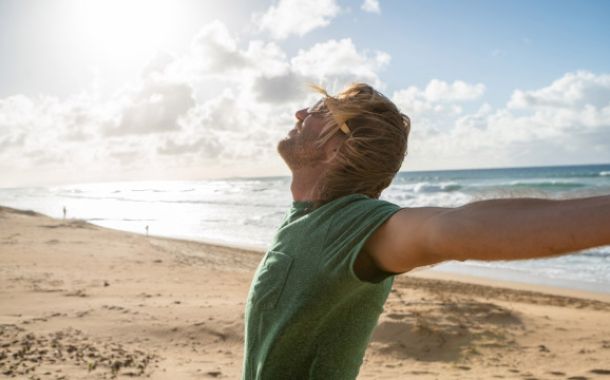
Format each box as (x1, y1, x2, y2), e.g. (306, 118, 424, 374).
(1, 163, 609, 293)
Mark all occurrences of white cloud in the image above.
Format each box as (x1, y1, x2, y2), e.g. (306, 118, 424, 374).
(291, 38, 390, 90)
(395, 72, 610, 171)
(422, 79, 485, 102)
(168, 22, 389, 102)
(361, 0, 381, 13)
(392, 79, 484, 138)
(0, 93, 105, 182)
(141, 51, 177, 79)
(190, 20, 247, 73)
(195, 88, 249, 132)
(0, 95, 35, 150)
(253, 72, 307, 104)
(254, 0, 340, 40)
(2, 14, 609, 187)
(157, 136, 222, 158)
(173, 21, 291, 85)
(508, 70, 610, 109)
(0, 19, 322, 186)
(393, 79, 484, 114)
(105, 78, 196, 136)
(243, 40, 291, 77)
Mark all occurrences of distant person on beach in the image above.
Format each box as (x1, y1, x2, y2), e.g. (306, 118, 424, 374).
(242, 83, 610, 379)
(62, 206, 66, 220)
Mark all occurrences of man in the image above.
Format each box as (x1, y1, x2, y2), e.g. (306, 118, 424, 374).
(242, 83, 610, 379)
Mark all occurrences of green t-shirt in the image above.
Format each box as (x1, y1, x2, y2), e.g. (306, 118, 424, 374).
(242, 194, 402, 379)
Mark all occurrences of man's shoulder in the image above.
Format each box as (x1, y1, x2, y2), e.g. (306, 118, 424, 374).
(363, 206, 452, 274)
(319, 193, 399, 212)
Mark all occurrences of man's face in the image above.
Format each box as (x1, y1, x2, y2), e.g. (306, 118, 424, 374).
(277, 104, 329, 170)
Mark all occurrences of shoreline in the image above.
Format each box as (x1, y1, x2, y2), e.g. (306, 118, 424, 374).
(2, 206, 610, 379)
(142, 232, 610, 302)
(410, 268, 610, 303)
(4, 204, 610, 298)
(430, 262, 610, 297)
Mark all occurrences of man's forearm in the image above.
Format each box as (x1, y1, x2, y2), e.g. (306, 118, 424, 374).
(429, 195, 610, 262)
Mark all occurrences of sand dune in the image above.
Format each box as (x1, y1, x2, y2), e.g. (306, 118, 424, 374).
(1, 206, 609, 379)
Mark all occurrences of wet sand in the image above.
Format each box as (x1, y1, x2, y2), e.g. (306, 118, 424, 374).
(1, 206, 609, 379)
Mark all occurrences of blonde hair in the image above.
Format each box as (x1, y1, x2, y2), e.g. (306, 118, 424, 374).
(310, 83, 410, 207)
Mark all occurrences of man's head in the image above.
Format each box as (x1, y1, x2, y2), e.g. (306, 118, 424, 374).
(278, 83, 410, 205)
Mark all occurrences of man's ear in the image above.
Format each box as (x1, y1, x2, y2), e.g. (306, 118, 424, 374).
(324, 146, 340, 163)
(324, 135, 343, 160)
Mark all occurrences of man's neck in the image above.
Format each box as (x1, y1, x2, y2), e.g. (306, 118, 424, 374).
(290, 166, 326, 202)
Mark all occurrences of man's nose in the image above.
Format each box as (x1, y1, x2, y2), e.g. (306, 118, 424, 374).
(295, 108, 308, 121)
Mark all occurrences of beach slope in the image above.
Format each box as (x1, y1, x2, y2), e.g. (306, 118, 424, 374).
(1, 206, 609, 379)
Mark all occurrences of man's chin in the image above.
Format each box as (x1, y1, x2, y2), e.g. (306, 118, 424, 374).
(277, 138, 290, 158)
(277, 138, 300, 168)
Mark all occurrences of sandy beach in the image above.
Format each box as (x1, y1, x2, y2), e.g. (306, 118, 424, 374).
(1, 206, 610, 380)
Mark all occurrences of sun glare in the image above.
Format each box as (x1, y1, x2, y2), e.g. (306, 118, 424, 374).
(67, 0, 186, 65)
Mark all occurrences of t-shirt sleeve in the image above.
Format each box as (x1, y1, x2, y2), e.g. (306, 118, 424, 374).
(321, 196, 402, 282)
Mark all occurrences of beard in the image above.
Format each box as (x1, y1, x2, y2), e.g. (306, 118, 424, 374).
(277, 125, 326, 170)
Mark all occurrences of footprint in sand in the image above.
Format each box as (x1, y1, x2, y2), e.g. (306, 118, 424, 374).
(590, 369, 610, 375)
(385, 313, 406, 320)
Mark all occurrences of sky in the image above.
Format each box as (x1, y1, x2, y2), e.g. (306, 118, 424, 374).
(1, 0, 610, 187)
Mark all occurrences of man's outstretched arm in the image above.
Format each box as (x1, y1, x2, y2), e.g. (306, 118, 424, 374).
(364, 195, 610, 274)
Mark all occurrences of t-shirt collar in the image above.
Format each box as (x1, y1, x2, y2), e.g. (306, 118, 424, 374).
(291, 200, 314, 212)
